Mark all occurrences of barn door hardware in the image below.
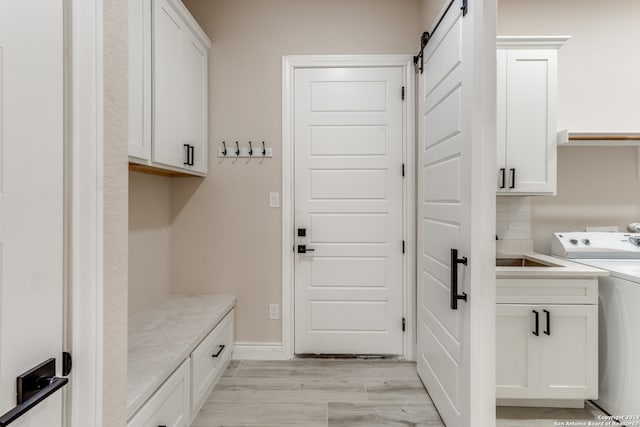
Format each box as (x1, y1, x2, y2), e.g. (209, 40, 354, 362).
(450, 248, 468, 310)
(413, 0, 467, 73)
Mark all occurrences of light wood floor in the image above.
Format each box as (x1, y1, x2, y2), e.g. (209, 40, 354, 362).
(191, 359, 609, 426)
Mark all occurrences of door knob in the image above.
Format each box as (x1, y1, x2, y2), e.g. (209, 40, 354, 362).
(297, 244, 315, 254)
(0, 358, 69, 426)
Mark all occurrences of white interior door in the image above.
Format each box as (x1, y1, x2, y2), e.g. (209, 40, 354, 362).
(0, 0, 66, 426)
(294, 66, 405, 355)
(417, 0, 496, 425)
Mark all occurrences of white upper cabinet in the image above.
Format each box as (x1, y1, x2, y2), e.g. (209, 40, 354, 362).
(129, 0, 211, 176)
(496, 37, 569, 195)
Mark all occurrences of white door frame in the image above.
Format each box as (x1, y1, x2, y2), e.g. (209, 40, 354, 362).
(66, 0, 104, 425)
(282, 55, 416, 360)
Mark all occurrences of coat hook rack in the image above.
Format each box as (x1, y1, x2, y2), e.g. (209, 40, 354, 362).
(218, 141, 273, 158)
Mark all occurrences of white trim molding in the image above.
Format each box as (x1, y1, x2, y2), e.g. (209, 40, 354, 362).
(232, 343, 284, 360)
(496, 36, 571, 49)
(67, 0, 104, 425)
(281, 55, 416, 361)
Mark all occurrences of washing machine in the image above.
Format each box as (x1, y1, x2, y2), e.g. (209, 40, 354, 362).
(552, 232, 640, 418)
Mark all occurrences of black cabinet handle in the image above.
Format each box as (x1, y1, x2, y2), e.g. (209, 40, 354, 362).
(183, 144, 190, 165)
(0, 359, 69, 427)
(543, 309, 550, 335)
(212, 344, 226, 358)
(450, 249, 468, 310)
(509, 168, 516, 189)
(499, 168, 506, 189)
(189, 145, 195, 166)
(532, 310, 539, 336)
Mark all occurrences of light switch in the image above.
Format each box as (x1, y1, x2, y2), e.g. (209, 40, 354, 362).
(269, 192, 280, 208)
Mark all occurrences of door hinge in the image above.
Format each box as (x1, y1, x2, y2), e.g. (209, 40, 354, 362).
(402, 317, 406, 332)
(401, 86, 405, 100)
(402, 163, 405, 177)
(462, 0, 468, 16)
(62, 351, 72, 376)
(402, 240, 405, 254)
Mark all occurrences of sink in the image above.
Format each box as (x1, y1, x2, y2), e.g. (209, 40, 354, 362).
(496, 257, 559, 267)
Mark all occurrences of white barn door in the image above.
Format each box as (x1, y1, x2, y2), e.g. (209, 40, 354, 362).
(0, 0, 66, 426)
(417, 0, 496, 426)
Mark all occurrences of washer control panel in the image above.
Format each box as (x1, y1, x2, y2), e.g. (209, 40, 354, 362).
(552, 232, 640, 259)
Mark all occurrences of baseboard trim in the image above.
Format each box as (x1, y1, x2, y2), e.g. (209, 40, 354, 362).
(233, 342, 285, 360)
(497, 398, 586, 408)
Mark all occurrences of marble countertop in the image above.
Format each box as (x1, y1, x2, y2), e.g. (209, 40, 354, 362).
(496, 252, 609, 278)
(127, 294, 236, 419)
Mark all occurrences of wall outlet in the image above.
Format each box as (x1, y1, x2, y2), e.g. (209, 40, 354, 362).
(268, 303, 279, 320)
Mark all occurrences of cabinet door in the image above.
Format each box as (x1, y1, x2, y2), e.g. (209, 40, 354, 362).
(182, 31, 208, 173)
(538, 305, 598, 399)
(496, 49, 507, 193)
(127, 359, 191, 427)
(496, 304, 540, 399)
(504, 49, 557, 194)
(129, 0, 152, 160)
(153, 0, 188, 169)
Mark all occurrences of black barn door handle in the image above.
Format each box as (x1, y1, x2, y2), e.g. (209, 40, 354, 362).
(450, 249, 468, 310)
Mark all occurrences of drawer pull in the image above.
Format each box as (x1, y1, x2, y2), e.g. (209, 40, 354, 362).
(532, 310, 539, 336)
(212, 344, 226, 358)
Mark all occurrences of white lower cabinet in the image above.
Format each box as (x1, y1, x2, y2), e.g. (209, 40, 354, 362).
(128, 359, 191, 427)
(496, 278, 598, 403)
(191, 310, 234, 418)
(127, 306, 235, 426)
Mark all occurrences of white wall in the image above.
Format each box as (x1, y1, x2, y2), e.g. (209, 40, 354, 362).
(498, 0, 640, 253)
(533, 147, 640, 253)
(499, 0, 640, 132)
(103, 0, 128, 424)
(129, 172, 173, 314)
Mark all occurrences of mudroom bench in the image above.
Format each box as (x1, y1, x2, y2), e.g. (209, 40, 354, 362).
(127, 294, 236, 426)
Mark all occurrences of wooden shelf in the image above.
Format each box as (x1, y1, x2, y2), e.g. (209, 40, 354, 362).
(557, 130, 640, 146)
(129, 162, 201, 177)
(556, 130, 640, 178)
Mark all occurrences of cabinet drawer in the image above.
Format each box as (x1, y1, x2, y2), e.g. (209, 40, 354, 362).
(191, 309, 234, 417)
(497, 278, 598, 304)
(128, 359, 190, 427)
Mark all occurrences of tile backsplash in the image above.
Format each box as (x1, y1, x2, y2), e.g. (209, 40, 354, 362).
(496, 196, 532, 240)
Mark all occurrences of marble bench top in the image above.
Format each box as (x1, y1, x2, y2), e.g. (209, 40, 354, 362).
(127, 294, 236, 419)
